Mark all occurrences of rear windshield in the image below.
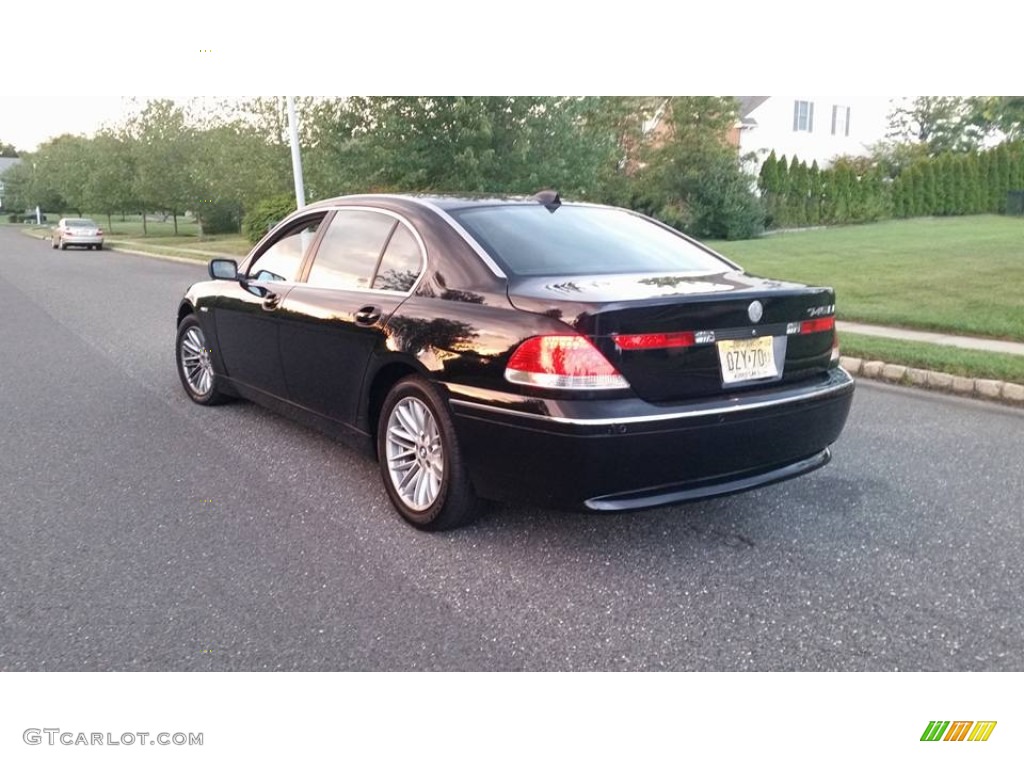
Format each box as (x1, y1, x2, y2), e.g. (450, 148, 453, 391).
(67, 219, 97, 227)
(450, 204, 730, 277)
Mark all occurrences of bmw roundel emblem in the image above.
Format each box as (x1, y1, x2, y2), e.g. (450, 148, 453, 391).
(748, 300, 764, 324)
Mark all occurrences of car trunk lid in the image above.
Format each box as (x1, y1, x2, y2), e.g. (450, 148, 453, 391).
(507, 271, 838, 402)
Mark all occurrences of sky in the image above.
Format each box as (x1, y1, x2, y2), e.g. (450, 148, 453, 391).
(3, 2, 1014, 153)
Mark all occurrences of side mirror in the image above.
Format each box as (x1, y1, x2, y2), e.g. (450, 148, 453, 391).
(209, 258, 239, 281)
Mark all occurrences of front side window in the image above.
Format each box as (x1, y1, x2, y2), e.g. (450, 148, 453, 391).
(793, 100, 814, 132)
(451, 204, 730, 277)
(248, 217, 324, 282)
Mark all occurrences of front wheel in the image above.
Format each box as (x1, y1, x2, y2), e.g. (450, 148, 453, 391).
(175, 314, 229, 405)
(377, 376, 480, 530)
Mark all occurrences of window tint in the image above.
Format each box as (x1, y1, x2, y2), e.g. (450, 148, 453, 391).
(248, 218, 323, 282)
(451, 205, 729, 277)
(307, 210, 397, 290)
(372, 224, 422, 292)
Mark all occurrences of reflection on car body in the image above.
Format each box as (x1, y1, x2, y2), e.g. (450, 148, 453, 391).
(175, 192, 854, 530)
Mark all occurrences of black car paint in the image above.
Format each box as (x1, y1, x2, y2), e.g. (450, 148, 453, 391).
(178, 194, 854, 511)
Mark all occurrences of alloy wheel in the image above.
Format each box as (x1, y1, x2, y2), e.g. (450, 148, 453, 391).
(180, 326, 214, 397)
(385, 396, 444, 511)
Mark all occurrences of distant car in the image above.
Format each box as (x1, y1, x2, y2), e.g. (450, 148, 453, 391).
(52, 218, 103, 250)
(175, 192, 854, 530)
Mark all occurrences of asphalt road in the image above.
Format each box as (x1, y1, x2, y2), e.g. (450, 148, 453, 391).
(1, 226, 1022, 672)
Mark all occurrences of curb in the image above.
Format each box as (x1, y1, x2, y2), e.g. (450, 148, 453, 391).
(841, 356, 1024, 407)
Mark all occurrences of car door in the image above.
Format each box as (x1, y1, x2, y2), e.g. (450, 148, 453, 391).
(213, 213, 326, 399)
(277, 208, 426, 425)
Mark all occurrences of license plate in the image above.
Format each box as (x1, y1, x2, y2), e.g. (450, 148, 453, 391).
(717, 336, 777, 383)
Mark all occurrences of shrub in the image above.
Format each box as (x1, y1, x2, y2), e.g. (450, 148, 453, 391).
(197, 202, 241, 235)
(242, 195, 297, 244)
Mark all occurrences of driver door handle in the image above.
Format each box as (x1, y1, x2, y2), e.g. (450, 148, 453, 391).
(262, 291, 281, 311)
(354, 305, 381, 326)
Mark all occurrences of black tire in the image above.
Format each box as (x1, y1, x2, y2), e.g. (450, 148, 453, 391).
(95, 243, 103, 251)
(59, 239, 67, 250)
(51, 237, 57, 249)
(377, 375, 480, 530)
(175, 314, 230, 406)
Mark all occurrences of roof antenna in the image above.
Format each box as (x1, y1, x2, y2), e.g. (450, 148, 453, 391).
(533, 189, 561, 212)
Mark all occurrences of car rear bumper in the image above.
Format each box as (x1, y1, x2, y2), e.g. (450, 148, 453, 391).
(447, 367, 855, 510)
(60, 236, 103, 246)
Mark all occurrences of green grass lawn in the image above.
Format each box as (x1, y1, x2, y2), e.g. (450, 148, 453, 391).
(708, 215, 1024, 342)
(839, 333, 1024, 385)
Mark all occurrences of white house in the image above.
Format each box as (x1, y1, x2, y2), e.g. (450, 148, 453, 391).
(734, 96, 893, 169)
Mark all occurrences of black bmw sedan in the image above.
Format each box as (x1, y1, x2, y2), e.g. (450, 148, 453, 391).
(175, 192, 854, 530)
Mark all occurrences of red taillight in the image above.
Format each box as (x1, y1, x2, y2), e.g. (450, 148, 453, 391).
(800, 316, 835, 335)
(613, 331, 696, 350)
(96, 229, 103, 236)
(505, 335, 629, 390)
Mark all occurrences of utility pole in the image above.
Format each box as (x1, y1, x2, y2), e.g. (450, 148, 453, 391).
(286, 96, 306, 209)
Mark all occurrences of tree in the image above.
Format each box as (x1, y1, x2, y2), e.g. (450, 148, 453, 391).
(758, 151, 782, 228)
(83, 132, 136, 231)
(969, 96, 1024, 142)
(887, 97, 985, 155)
(123, 100, 196, 234)
(634, 97, 763, 239)
(304, 96, 620, 198)
(0, 141, 18, 158)
(32, 135, 95, 214)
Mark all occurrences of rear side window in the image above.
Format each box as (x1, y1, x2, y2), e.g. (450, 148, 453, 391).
(372, 224, 422, 292)
(451, 204, 729, 277)
(307, 210, 397, 290)
(306, 210, 424, 293)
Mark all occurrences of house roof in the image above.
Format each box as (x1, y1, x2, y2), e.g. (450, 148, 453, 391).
(735, 97, 769, 127)
(0, 157, 21, 176)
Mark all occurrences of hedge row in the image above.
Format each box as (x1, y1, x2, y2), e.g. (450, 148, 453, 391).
(758, 142, 1024, 230)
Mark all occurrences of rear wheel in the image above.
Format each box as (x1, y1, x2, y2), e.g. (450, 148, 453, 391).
(95, 243, 103, 251)
(51, 237, 57, 249)
(59, 239, 67, 250)
(175, 315, 229, 405)
(377, 376, 480, 530)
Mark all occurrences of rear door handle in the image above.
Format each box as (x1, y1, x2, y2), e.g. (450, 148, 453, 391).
(354, 305, 381, 326)
(262, 291, 281, 311)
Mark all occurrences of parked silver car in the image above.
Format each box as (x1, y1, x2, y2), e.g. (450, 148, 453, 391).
(52, 218, 104, 250)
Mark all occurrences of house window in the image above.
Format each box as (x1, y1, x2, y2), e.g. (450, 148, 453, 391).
(793, 100, 814, 132)
(832, 105, 851, 137)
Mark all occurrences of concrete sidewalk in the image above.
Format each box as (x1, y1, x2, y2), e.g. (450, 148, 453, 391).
(837, 321, 1024, 357)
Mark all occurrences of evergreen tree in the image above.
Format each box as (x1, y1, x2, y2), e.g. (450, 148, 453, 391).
(892, 175, 907, 218)
(994, 143, 1011, 212)
(775, 154, 790, 227)
(758, 151, 780, 227)
(925, 162, 937, 217)
(964, 154, 981, 214)
(789, 156, 807, 227)
(807, 160, 822, 225)
(909, 166, 925, 216)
